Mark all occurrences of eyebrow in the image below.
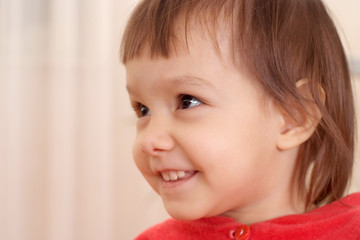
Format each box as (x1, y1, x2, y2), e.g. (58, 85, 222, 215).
(126, 74, 215, 94)
(168, 75, 214, 88)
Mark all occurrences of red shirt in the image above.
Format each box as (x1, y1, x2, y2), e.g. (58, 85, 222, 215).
(135, 192, 360, 240)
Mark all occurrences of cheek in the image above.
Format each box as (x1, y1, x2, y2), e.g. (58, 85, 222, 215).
(176, 122, 233, 170)
(132, 137, 145, 171)
(180, 113, 275, 170)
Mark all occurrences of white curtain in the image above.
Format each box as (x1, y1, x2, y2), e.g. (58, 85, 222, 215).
(0, 0, 359, 240)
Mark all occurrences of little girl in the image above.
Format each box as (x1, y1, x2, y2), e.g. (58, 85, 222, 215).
(121, 0, 360, 239)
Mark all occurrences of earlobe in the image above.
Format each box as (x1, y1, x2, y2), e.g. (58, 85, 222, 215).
(276, 79, 323, 151)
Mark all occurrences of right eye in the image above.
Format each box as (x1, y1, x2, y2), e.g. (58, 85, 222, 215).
(134, 103, 151, 118)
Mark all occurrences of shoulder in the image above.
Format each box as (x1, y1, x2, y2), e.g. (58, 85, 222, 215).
(251, 192, 360, 240)
(314, 192, 360, 239)
(341, 191, 360, 205)
(337, 192, 360, 225)
(325, 192, 360, 222)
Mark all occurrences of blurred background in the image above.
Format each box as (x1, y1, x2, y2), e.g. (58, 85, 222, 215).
(0, 0, 359, 239)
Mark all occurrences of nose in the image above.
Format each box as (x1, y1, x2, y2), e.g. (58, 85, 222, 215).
(139, 118, 175, 156)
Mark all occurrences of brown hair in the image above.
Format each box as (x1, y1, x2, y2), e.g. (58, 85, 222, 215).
(121, 0, 355, 208)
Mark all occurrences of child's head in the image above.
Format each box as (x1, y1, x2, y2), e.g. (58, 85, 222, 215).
(122, 0, 355, 223)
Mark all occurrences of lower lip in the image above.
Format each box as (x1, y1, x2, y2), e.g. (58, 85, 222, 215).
(160, 171, 198, 188)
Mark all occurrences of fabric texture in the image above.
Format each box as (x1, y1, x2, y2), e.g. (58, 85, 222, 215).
(135, 192, 360, 240)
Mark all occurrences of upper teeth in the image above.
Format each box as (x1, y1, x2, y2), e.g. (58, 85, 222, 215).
(161, 171, 186, 182)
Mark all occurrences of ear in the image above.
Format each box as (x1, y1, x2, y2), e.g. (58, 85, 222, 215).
(276, 79, 324, 151)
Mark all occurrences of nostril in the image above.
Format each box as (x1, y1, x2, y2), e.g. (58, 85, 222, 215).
(141, 140, 156, 155)
(153, 147, 165, 152)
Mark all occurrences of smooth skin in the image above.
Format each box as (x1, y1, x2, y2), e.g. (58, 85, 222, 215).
(126, 31, 318, 224)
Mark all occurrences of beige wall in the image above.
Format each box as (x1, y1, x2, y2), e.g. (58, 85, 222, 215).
(324, 0, 360, 195)
(0, 1, 359, 240)
(326, 0, 360, 58)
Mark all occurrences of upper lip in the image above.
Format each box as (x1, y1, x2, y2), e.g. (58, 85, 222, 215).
(155, 168, 195, 174)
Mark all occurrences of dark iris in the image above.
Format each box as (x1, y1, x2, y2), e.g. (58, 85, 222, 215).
(139, 104, 150, 117)
(179, 95, 202, 109)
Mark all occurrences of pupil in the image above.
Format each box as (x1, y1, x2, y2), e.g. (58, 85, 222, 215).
(182, 96, 193, 108)
(183, 99, 191, 108)
(140, 106, 148, 116)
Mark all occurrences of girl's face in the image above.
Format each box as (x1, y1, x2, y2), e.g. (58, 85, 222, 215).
(126, 34, 298, 223)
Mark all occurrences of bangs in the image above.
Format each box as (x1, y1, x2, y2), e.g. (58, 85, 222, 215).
(121, 0, 239, 63)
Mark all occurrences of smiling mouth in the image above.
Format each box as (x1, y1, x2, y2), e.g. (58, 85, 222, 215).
(160, 170, 196, 182)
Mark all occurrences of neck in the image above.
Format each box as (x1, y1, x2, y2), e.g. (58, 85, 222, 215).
(221, 168, 308, 225)
(221, 184, 307, 225)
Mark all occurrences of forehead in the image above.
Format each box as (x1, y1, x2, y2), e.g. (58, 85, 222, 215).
(125, 31, 268, 103)
(136, 20, 236, 73)
(125, 34, 224, 85)
(126, 26, 234, 82)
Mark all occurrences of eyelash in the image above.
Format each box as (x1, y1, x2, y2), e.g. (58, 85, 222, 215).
(132, 102, 149, 118)
(133, 94, 203, 118)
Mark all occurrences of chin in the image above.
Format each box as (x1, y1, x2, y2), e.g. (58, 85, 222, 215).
(165, 204, 219, 221)
(165, 206, 205, 221)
